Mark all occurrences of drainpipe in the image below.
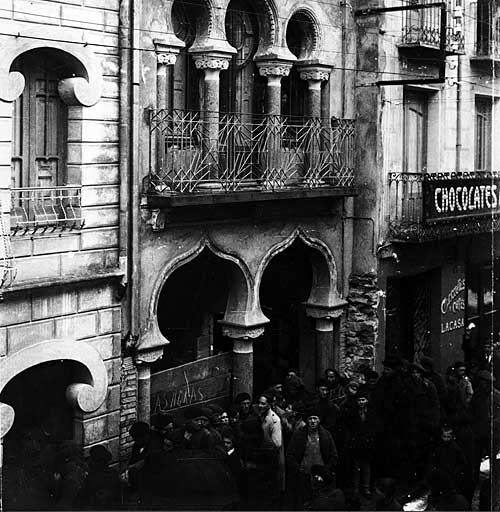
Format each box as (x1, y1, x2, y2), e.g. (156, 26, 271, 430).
(119, 0, 131, 337)
(455, 55, 462, 172)
(341, 0, 348, 118)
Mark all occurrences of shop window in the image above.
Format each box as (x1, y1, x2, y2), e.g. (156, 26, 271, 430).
(475, 97, 492, 172)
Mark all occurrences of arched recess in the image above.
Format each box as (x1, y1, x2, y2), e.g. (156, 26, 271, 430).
(257, 228, 342, 312)
(0, 339, 108, 439)
(140, 237, 268, 359)
(0, 38, 103, 106)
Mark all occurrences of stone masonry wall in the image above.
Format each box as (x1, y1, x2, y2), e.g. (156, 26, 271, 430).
(0, 281, 122, 461)
(343, 272, 379, 373)
(119, 356, 137, 469)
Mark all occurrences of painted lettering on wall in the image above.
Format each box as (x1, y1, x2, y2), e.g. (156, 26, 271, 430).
(440, 277, 466, 334)
(152, 371, 205, 413)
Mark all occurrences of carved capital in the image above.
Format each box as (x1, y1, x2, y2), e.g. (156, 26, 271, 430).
(221, 323, 265, 340)
(257, 61, 293, 78)
(298, 67, 331, 82)
(157, 53, 177, 65)
(305, 299, 347, 321)
(193, 54, 231, 71)
(134, 346, 164, 365)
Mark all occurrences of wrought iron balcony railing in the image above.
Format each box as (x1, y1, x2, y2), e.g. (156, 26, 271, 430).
(148, 110, 355, 195)
(471, 1, 500, 60)
(11, 186, 84, 235)
(400, 2, 465, 53)
(388, 171, 500, 241)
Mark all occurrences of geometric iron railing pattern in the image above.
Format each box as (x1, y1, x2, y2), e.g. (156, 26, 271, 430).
(0, 196, 16, 289)
(401, 3, 465, 53)
(11, 186, 84, 235)
(148, 110, 355, 194)
(472, 1, 500, 59)
(388, 171, 500, 241)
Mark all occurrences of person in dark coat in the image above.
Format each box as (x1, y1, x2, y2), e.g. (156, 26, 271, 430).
(358, 369, 379, 400)
(308, 378, 339, 436)
(428, 425, 467, 493)
(81, 444, 121, 510)
(405, 362, 440, 483)
(324, 368, 348, 405)
(420, 356, 447, 412)
(286, 408, 338, 509)
(425, 469, 469, 511)
(306, 464, 345, 510)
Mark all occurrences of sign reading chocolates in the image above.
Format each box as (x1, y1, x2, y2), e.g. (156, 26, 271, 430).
(423, 176, 500, 223)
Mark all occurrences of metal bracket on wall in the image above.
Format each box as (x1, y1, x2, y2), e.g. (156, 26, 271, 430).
(355, 2, 447, 86)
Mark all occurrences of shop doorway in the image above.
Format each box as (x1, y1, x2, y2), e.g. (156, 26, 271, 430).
(386, 271, 437, 362)
(256, 239, 315, 393)
(1, 361, 76, 510)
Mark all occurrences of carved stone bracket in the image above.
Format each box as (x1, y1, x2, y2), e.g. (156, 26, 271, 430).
(305, 298, 347, 323)
(154, 38, 184, 66)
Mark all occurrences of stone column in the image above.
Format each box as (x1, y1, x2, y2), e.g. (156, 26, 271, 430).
(298, 67, 331, 118)
(192, 54, 232, 186)
(306, 302, 346, 379)
(256, 61, 293, 116)
(222, 324, 265, 401)
(154, 39, 184, 110)
(136, 363, 151, 423)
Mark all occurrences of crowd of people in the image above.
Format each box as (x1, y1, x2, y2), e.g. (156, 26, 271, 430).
(3, 354, 499, 511)
(118, 354, 499, 511)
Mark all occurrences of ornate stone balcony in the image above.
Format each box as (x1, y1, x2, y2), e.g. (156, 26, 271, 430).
(10, 186, 83, 235)
(145, 109, 356, 209)
(387, 171, 500, 242)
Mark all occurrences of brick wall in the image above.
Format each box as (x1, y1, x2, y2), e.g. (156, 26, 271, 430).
(119, 356, 137, 469)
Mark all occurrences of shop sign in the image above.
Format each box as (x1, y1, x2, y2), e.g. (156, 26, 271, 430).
(423, 177, 500, 223)
(151, 352, 232, 414)
(440, 276, 465, 334)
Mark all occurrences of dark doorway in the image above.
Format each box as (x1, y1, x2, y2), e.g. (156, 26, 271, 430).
(1, 361, 76, 510)
(386, 271, 435, 362)
(153, 248, 233, 373)
(256, 240, 314, 393)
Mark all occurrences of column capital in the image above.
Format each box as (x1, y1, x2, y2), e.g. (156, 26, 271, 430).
(154, 38, 184, 66)
(257, 60, 293, 78)
(134, 346, 164, 365)
(305, 298, 347, 321)
(298, 65, 331, 82)
(192, 53, 232, 71)
(220, 321, 266, 340)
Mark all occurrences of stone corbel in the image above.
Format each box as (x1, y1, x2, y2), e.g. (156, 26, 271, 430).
(58, 77, 102, 107)
(154, 38, 184, 66)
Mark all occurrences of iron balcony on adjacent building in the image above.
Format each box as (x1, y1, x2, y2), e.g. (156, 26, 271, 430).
(388, 171, 500, 242)
(144, 110, 357, 208)
(470, 0, 500, 65)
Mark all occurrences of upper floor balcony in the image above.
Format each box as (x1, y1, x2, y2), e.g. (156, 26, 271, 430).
(387, 171, 500, 242)
(398, 2, 465, 57)
(144, 110, 357, 209)
(470, 1, 500, 65)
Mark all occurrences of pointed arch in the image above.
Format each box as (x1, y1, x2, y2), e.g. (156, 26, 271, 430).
(257, 228, 342, 310)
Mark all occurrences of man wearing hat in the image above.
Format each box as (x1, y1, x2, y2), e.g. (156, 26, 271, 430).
(286, 407, 338, 509)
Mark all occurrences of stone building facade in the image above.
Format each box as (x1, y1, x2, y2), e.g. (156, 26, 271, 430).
(0, 0, 124, 483)
(354, 0, 499, 372)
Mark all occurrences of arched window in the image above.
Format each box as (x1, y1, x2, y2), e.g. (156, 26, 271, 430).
(11, 50, 70, 188)
(172, 0, 204, 111)
(222, 0, 265, 117)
